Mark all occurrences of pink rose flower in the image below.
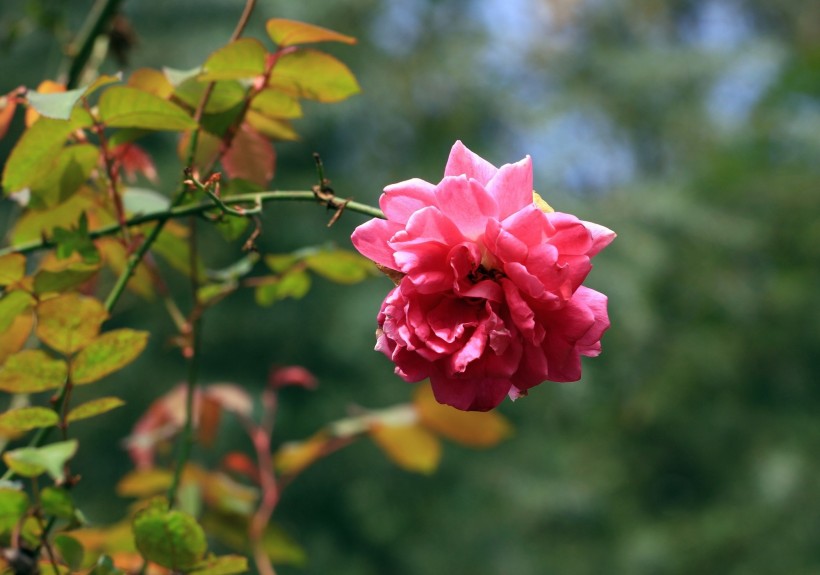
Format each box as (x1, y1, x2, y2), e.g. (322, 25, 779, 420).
(351, 141, 615, 411)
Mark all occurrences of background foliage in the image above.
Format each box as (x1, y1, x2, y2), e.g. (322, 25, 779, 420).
(1, 0, 819, 574)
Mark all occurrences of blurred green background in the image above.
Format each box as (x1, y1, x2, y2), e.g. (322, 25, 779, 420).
(2, 0, 820, 573)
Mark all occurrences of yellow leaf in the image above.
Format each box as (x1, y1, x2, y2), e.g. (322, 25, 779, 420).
(128, 68, 175, 99)
(274, 433, 328, 476)
(533, 191, 555, 213)
(414, 383, 513, 447)
(98, 238, 155, 300)
(66, 396, 125, 423)
(370, 423, 441, 474)
(36, 293, 108, 355)
(116, 468, 173, 498)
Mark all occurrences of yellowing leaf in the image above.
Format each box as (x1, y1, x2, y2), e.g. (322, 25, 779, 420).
(245, 111, 299, 141)
(249, 88, 302, 119)
(98, 86, 197, 131)
(116, 469, 173, 498)
(0, 312, 34, 365)
(0, 350, 67, 393)
(132, 498, 207, 571)
(0, 290, 34, 332)
(222, 123, 275, 187)
(266, 18, 356, 47)
(0, 97, 17, 141)
(128, 68, 175, 99)
(415, 383, 513, 447)
(0, 254, 26, 286)
(36, 293, 108, 355)
(0, 407, 58, 432)
(274, 433, 329, 476)
(66, 396, 125, 423)
(199, 38, 267, 81)
(370, 424, 441, 474)
(304, 249, 375, 284)
(72, 329, 149, 385)
(268, 49, 360, 103)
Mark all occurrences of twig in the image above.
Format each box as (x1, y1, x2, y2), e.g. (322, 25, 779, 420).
(0, 191, 385, 258)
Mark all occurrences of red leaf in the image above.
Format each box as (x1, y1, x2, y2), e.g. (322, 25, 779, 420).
(269, 365, 317, 390)
(112, 143, 158, 183)
(0, 95, 17, 141)
(221, 122, 275, 186)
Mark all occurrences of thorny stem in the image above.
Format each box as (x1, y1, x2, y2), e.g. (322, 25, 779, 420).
(87, 101, 131, 247)
(246, 390, 280, 575)
(0, 191, 385, 258)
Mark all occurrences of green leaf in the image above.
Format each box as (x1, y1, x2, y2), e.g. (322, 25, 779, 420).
(36, 293, 108, 355)
(201, 514, 306, 567)
(0, 254, 26, 286)
(0, 290, 34, 332)
(199, 39, 267, 81)
(98, 86, 197, 131)
(66, 396, 125, 423)
(174, 79, 247, 114)
(51, 212, 100, 264)
(3, 440, 78, 481)
(129, 68, 175, 98)
(89, 554, 125, 575)
(304, 249, 375, 284)
(54, 534, 84, 570)
(41, 486, 75, 519)
(266, 18, 357, 47)
(254, 271, 311, 306)
(206, 253, 259, 283)
(263, 254, 299, 273)
(249, 89, 302, 119)
(0, 488, 29, 533)
(132, 498, 207, 571)
(71, 329, 149, 385)
(33, 263, 99, 295)
(268, 49, 360, 103)
(163, 66, 201, 87)
(0, 407, 59, 432)
(2, 118, 76, 194)
(0, 350, 67, 393)
(189, 555, 248, 575)
(29, 143, 99, 208)
(26, 88, 86, 121)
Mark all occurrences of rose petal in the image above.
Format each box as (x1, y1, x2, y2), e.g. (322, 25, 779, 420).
(443, 140, 498, 185)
